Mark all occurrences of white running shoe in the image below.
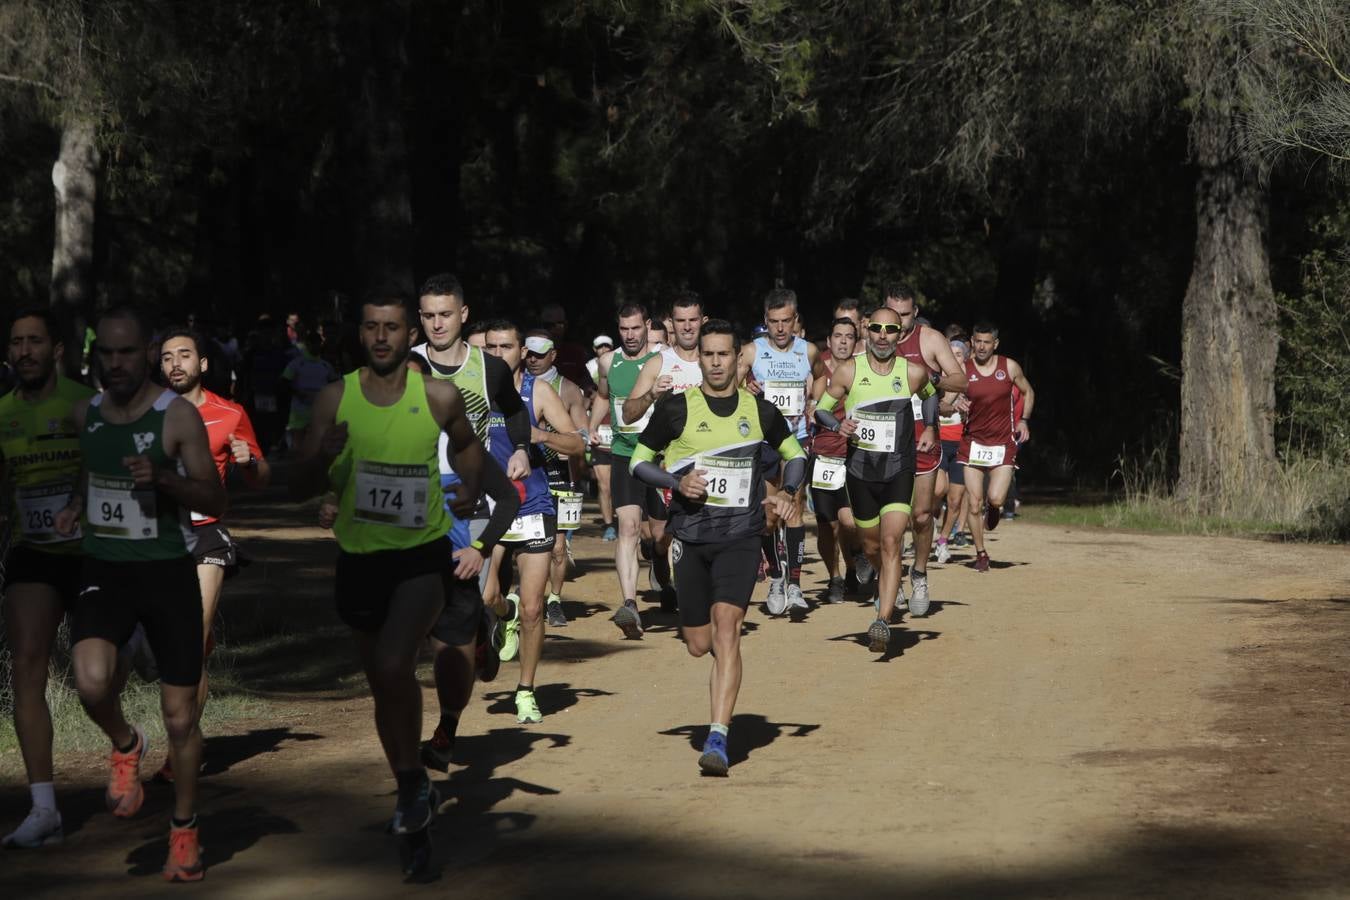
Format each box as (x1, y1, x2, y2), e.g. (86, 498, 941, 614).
(765, 578, 788, 616)
(3, 806, 63, 848)
(895, 579, 908, 614)
(909, 571, 931, 617)
(935, 541, 952, 565)
(785, 583, 808, 610)
(854, 554, 875, 587)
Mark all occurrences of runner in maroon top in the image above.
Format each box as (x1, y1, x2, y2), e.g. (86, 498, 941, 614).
(955, 322, 1035, 573)
(808, 317, 862, 603)
(883, 285, 968, 616)
(159, 327, 271, 780)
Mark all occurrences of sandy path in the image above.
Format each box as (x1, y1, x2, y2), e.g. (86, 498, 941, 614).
(3, 507, 1349, 898)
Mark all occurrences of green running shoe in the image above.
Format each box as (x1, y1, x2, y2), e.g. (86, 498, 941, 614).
(515, 689, 543, 724)
(498, 595, 521, 662)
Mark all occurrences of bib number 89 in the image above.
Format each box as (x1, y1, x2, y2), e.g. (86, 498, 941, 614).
(858, 426, 877, 443)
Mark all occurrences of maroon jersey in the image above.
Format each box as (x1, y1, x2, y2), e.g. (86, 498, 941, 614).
(897, 326, 942, 474)
(963, 356, 1016, 443)
(811, 357, 850, 458)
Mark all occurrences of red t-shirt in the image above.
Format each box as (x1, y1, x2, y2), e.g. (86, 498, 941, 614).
(192, 389, 265, 525)
(963, 356, 1016, 444)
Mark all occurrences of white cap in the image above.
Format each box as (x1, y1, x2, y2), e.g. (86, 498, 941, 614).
(524, 336, 555, 355)
(592, 334, 614, 348)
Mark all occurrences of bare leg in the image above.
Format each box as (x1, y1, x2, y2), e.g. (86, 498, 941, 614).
(4, 586, 64, 787)
(595, 464, 613, 525)
(910, 473, 938, 573)
(874, 509, 912, 622)
(513, 552, 551, 688)
(965, 466, 989, 553)
(709, 603, 746, 725)
(615, 505, 642, 600)
(194, 564, 225, 721)
(72, 638, 136, 750)
(159, 683, 202, 819)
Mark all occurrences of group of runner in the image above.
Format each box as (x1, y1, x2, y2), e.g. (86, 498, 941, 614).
(0, 279, 1034, 879)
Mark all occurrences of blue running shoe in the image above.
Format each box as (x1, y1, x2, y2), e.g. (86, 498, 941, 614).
(602, 525, 617, 542)
(699, 732, 730, 777)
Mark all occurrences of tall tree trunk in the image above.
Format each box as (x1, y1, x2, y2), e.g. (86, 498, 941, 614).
(50, 117, 99, 378)
(1177, 28, 1277, 512)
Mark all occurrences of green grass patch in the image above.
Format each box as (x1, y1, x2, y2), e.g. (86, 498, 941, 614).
(1018, 501, 1291, 538)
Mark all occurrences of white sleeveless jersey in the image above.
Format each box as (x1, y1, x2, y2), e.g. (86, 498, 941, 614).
(751, 336, 812, 437)
(659, 347, 703, 394)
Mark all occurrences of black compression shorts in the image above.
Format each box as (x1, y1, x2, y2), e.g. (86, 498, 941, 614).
(671, 534, 760, 628)
(939, 440, 965, 486)
(610, 455, 668, 521)
(3, 545, 82, 608)
(845, 470, 915, 530)
(335, 538, 473, 642)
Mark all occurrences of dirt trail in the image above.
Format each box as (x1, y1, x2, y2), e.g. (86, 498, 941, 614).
(3, 503, 1349, 898)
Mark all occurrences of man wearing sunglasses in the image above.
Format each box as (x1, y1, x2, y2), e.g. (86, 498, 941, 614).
(816, 306, 937, 654)
(883, 285, 969, 616)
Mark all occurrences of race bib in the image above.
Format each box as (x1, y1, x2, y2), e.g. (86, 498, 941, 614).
(968, 441, 1006, 467)
(255, 393, 278, 413)
(596, 424, 613, 449)
(697, 455, 753, 508)
(765, 380, 805, 418)
(910, 394, 924, 421)
(556, 492, 583, 530)
(613, 396, 646, 434)
(503, 513, 546, 542)
(17, 482, 77, 543)
(353, 461, 428, 528)
(811, 456, 846, 491)
(852, 411, 897, 453)
(87, 474, 158, 540)
(939, 412, 963, 428)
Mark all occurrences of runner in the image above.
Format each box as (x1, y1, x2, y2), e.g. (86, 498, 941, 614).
(739, 288, 818, 616)
(807, 317, 860, 604)
(587, 304, 660, 637)
(522, 329, 589, 628)
(935, 336, 970, 564)
(291, 291, 487, 877)
(280, 327, 339, 450)
(50, 306, 226, 881)
(630, 319, 804, 775)
(587, 335, 618, 541)
(816, 306, 937, 653)
(481, 322, 584, 724)
(156, 327, 271, 782)
(956, 322, 1035, 572)
(1, 308, 95, 849)
(883, 285, 969, 616)
(623, 291, 707, 611)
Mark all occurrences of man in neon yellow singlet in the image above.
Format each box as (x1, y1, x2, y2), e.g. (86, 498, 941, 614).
(1, 308, 94, 849)
(53, 306, 226, 882)
(291, 291, 487, 879)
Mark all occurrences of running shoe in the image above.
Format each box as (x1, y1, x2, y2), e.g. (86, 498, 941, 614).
(698, 732, 730, 777)
(765, 578, 788, 616)
(659, 586, 678, 614)
(515, 689, 543, 724)
(602, 525, 617, 542)
(545, 599, 568, 628)
(420, 723, 454, 772)
(974, 550, 991, 573)
(953, 532, 968, 548)
(935, 540, 952, 565)
(477, 606, 501, 682)
(909, 571, 931, 617)
(785, 583, 808, 611)
(391, 779, 439, 836)
(826, 576, 846, 604)
(162, 821, 204, 882)
(2, 806, 63, 849)
(867, 618, 890, 653)
(985, 502, 1001, 532)
(854, 553, 875, 587)
(612, 599, 644, 639)
(497, 595, 522, 662)
(106, 726, 146, 818)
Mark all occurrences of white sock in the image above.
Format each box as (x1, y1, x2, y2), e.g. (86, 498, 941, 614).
(709, 722, 728, 738)
(30, 782, 56, 812)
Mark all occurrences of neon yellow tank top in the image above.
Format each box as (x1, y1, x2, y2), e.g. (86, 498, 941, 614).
(329, 371, 452, 553)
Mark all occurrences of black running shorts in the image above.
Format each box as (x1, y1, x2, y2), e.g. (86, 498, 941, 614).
(845, 470, 915, 530)
(335, 538, 463, 636)
(191, 522, 238, 570)
(3, 545, 82, 608)
(610, 454, 668, 521)
(500, 514, 557, 554)
(671, 534, 760, 628)
(72, 556, 203, 687)
(939, 440, 965, 487)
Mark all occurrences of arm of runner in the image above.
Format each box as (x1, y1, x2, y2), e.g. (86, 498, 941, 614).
(228, 407, 271, 489)
(924, 326, 969, 393)
(823, 358, 856, 436)
(532, 380, 586, 457)
(561, 379, 589, 433)
(632, 393, 706, 499)
(621, 354, 668, 424)
(145, 397, 228, 518)
(290, 380, 346, 501)
(462, 455, 519, 571)
(917, 391, 940, 453)
(737, 344, 761, 393)
(429, 378, 487, 521)
(1009, 359, 1035, 442)
(53, 399, 91, 535)
(815, 407, 843, 432)
(485, 352, 531, 479)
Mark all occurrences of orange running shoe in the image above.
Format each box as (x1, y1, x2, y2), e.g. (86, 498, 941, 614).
(106, 726, 146, 818)
(163, 822, 205, 882)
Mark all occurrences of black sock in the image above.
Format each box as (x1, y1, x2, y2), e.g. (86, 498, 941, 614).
(117, 732, 138, 754)
(396, 769, 426, 807)
(761, 534, 782, 578)
(639, 538, 654, 561)
(786, 526, 805, 585)
(439, 712, 460, 740)
(516, 683, 533, 694)
(171, 814, 196, 829)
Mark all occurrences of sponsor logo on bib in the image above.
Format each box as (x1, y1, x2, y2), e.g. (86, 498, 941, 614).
(133, 432, 155, 453)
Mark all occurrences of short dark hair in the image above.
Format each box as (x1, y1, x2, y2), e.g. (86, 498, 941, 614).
(764, 288, 797, 313)
(943, 323, 969, 342)
(362, 286, 415, 324)
(698, 318, 742, 354)
(617, 302, 649, 321)
(159, 326, 206, 358)
(465, 320, 488, 338)
(98, 305, 152, 343)
(833, 297, 860, 313)
(9, 306, 61, 343)
(670, 289, 703, 314)
(972, 320, 999, 339)
(830, 316, 859, 338)
(482, 318, 521, 342)
(419, 273, 464, 301)
(884, 282, 916, 304)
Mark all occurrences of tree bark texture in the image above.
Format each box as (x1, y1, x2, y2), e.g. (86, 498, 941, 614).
(1177, 28, 1277, 511)
(50, 117, 99, 378)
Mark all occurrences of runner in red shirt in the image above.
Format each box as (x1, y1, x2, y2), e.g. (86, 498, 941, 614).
(955, 321, 1035, 572)
(158, 327, 271, 779)
(883, 286, 969, 616)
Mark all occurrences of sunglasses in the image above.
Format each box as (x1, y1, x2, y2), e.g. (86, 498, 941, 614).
(867, 323, 903, 335)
